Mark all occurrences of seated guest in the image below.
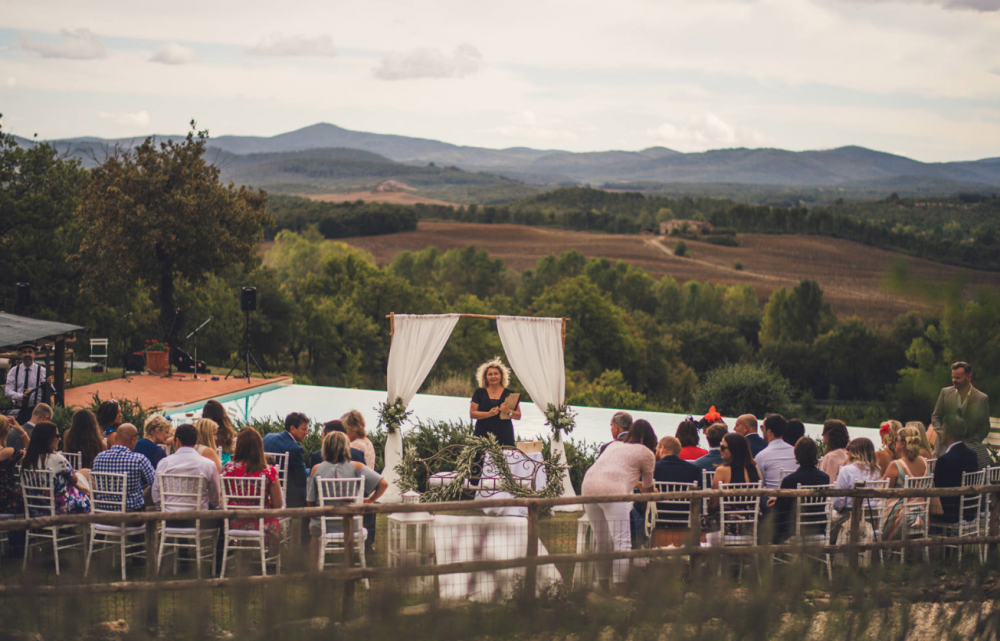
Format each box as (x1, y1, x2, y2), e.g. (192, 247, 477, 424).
(136, 415, 173, 469)
(6, 403, 50, 449)
(193, 418, 223, 473)
(830, 438, 881, 541)
(905, 421, 933, 459)
(224, 428, 284, 551)
(754, 414, 797, 490)
(0, 417, 30, 553)
(676, 420, 707, 461)
(201, 400, 236, 466)
(706, 433, 760, 532)
(625, 419, 657, 453)
(22, 422, 90, 515)
(263, 412, 310, 510)
(310, 420, 364, 468)
(818, 420, 851, 481)
(63, 409, 106, 469)
(307, 432, 388, 563)
(771, 437, 829, 541)
(930, 418, 979, 525)
(694, 423, 728, 471)
(624, 419, 658, 544)
(598, 411, 632, 456)
(783, 419, 806, 447)
(152, 423, 221, 516)
(882, 426, 928, 540)
(654, 436, 702, 486)
(91, 424, 156, 512)
(735, 414, 765, 456)
(876, 420, 903, 475)
(96, 399, 123, 441)
(342, 409, 376, 469)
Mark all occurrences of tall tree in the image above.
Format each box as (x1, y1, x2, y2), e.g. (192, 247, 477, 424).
(73, 123, 271, 338)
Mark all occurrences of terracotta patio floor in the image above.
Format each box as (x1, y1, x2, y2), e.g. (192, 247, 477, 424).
(65, 373, 292, 410)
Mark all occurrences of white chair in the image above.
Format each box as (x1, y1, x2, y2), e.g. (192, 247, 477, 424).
(778, 469, 794, 482)
(702, 469, 715, 517)
(926, 458, 937, 475)
(90, 339, 109, 369)
(267, 452, 292, 547)
(220, 476, 280, 578)
(711, 481, 762, 579)
(315, 477, 369, 587)
(980, 466, 1000, 563)
(157, 474, 219, 578)
(776, 484, 834, 581)
(855, 478, 889, 566)
(885, 475, 932, 565)
(21, 469, 85, 575)
(930, 469, 985, 564)
(645, 482, 698, 537)
(85, 472, 146, 580)
(60, 451, 82, 471)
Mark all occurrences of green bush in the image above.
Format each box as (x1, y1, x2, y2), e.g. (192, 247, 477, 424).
(674, 240, 689, 257)
(734, 260, 744, 271)
(692, 362, 792, 417)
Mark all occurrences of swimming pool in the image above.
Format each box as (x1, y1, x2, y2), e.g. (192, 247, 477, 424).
(166, 383, 879, 447)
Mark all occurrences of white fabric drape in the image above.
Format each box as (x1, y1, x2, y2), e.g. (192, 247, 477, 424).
(383, 313, 461, 502)
(496, 316, 578, 506)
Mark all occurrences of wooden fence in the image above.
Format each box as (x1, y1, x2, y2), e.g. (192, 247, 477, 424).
(2, 485, 1000, 624)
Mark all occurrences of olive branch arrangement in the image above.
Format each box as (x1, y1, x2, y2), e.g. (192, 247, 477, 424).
(377, 396, 413, 434)
(544, 403, 577, 436)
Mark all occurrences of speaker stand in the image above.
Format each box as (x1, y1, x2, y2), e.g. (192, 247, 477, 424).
(225, 311, 266, 383)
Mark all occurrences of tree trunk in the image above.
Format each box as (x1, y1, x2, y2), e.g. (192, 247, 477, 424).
(158, 253, 177, 341)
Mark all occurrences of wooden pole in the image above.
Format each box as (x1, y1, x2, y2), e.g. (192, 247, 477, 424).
(142, 519, 159, 629)
(687, 497, 702, 577)
(848, 497, 863, 572)
(342, 515, 355, 621)
(54, 339, 66, 407)
(525, 503, 540, 597)
(389, 312, 395, 339)
(990, 492, 1000, 563)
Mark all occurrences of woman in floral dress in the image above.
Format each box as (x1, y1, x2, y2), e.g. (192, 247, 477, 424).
(222, 428, 283, 551)
(21, 422, 91, 516)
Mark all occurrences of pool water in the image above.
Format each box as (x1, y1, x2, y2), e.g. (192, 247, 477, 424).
(167, 383, 879, 448)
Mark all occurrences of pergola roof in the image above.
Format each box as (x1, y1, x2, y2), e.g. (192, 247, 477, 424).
(0, 313, 87, 351)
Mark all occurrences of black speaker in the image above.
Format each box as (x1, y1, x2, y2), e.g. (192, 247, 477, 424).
(15, 283, 30, 307)
(240, 287, 257, 312)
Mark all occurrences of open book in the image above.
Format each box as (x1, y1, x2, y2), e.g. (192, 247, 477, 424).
(500, 393, 520, 419)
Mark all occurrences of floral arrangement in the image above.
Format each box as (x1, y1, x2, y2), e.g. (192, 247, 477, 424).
(144, 339, 169, 352)
(395, 433, 565, 502)
(377, 396, 413, 434)
(544, 403, 577, 436)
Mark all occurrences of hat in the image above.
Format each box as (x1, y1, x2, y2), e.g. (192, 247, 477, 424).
(703, 406, 722, 425)
(18, 342, 37, 353)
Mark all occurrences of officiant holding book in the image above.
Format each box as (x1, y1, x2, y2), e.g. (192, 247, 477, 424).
(469, 357, 521, 447)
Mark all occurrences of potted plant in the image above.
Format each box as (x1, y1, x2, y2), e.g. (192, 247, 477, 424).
(145, 339, 170, 375)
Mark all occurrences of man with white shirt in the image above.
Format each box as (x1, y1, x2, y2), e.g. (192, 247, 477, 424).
(753, 414, 797, 490)
(152, 423, 221, 518)
(5, 344, 54, 425)
(6, 402, 51, 449)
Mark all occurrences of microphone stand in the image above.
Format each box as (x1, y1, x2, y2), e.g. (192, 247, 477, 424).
(180, 316, 212, 382)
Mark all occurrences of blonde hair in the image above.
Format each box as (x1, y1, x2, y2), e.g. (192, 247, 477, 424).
(898, 426, 923, 462)
(847, 438, 879, 475)
(880, 420, 903, 451)
(322, 431, 351, 464)
(340, 410, 366, 436)
(194, 418, 219, 449)
(144, 415, 172, 439)
(476, 357, 511, 389)
(905, 421, 932, 455)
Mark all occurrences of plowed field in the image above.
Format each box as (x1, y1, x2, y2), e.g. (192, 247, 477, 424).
(341, 222, 1000, 325)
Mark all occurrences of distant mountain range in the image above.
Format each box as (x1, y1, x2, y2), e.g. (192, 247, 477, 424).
(13, 123, 1000, 200)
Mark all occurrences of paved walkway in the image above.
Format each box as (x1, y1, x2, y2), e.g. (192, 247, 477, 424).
(65, 373, 291, 410)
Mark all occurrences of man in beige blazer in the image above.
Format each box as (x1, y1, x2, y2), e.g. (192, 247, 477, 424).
(931, 361, 991, 467)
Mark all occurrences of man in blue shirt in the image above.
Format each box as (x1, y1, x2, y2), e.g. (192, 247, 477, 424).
(91, 424, 156, 511)
(135, 415, 173, 469)
(264, 412, 311, 545)
(694, 423, 728, 471)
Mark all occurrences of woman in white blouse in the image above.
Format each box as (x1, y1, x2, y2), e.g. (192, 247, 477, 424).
(830, 438, 881, 541)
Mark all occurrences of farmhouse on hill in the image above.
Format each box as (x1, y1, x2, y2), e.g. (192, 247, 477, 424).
(660, 219, 713, 235)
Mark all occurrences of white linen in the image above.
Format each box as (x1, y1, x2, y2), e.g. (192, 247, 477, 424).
(495, 316, 577, 507)
(384, 314, 461, 502)
(432, 514, 561, 601)
(475, 450, 548, 517)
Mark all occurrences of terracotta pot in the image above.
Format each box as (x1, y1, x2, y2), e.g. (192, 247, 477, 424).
(146, 350, 169, 375)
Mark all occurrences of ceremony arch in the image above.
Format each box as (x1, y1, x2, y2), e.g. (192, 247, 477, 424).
(381, 313, 576, 506)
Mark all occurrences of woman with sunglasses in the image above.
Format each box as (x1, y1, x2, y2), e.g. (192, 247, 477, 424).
(709, 433, 760, 507)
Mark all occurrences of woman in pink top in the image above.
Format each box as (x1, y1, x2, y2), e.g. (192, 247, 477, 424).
(581, 419, 656, 588)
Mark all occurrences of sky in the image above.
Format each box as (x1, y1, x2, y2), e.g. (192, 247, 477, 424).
(1, 0, 999, 162)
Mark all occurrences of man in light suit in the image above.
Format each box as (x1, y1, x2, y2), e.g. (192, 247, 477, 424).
(931, 361, 991, 468)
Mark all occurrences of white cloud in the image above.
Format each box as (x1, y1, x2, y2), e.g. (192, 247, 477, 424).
(246, 33, 337, 57)
(374, 43, 483, 80)
(20, 28, 106, 60)
(488, 110, 596, 142)
(841, 0, 998, 10)
(647, 112, 769, 151)
(149, 42, 197, 65)
(5, 78, 15, 88)
(98, 110, 151, 127)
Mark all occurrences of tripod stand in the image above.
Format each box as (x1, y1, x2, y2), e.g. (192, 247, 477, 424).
(180, 316, 212, 382)
(225, 311, 266, 383)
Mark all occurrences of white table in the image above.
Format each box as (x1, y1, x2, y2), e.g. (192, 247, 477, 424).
(475, 451, 547, 518)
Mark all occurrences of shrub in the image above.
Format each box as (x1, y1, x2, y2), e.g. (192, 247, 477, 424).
(567, 369, 657, 411)
(674, 240, 689, 257)
(423, 373, 475, 398)
(692, 362, 792, 417)
(734, 260, 744, 271)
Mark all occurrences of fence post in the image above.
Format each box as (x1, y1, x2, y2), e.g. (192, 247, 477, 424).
(990, 492, 1000, 563)
(848, 495, 863, 572)
(525, 503, 540, 597)
(687, 497, 702, 576)
(341, 514, 356, 621)
(143, 518, 159, 629)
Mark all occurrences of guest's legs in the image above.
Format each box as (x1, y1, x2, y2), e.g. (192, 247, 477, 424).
(603, 502, 632, 584)
(583, 502, 611, 584)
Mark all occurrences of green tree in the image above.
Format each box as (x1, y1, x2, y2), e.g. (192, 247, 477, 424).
(693, 362, 793, 417)
(74, 123, 271, 338)
(567, 369, 654, 411)
(759, 280, 836, 345)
